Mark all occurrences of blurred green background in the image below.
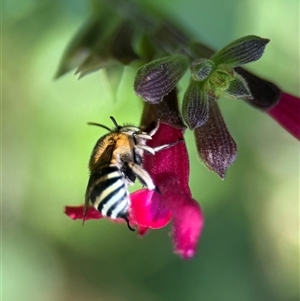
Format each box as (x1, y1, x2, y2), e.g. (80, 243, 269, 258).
(3, 0, 299, 300)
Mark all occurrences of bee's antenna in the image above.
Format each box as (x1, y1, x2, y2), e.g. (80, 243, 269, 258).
(125, 217, 136, 231)
(110, 116, 120, 128)
(87, 122, 111, 132)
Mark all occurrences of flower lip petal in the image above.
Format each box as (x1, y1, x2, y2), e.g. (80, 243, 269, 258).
(173, 202, 204, 259)
(155, 174, 204, 260)
(64, 206, 125, 225)
(130, 189, 172, 229)
(142, 123, 204, 259)
(137, 226, 150, 236)
(65, 205, 102, 220)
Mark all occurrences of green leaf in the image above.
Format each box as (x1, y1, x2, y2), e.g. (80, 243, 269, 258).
(75, 56, 114, 79)
(211, 35, 270, 67)
(223, 73, 253, 100)
(109, 21, 140, 64)
(151, 21, 190, 54)
(194, 100, 237, 179)
(75, 20, 139, 79)
(182, 80, 209, 129)
(187, 42, 214, 59)
(134, 55, 188, 103)
(134, 33, 157, 62)
(54, 17, 112, 79)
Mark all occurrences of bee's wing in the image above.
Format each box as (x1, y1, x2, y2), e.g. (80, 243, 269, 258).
(83, 141, 116, 224)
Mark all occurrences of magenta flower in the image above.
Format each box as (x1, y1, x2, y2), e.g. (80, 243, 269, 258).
(65, 122, 203, 259)
(132, 123, 204, 258)
(267, 92, 300, 140)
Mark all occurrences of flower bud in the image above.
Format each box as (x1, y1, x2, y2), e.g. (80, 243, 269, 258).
(134, 55, 188, 103)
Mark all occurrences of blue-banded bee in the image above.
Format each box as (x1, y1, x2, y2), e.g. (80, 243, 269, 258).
(84, 116, 181, 230)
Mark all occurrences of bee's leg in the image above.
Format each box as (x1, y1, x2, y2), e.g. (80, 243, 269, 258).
(134, 144, 155, 155)
(133, 132, 152, 140)
(151, 139, 184, 153)
(128, 162, 156, 191)
(148, 119, 160, 137)
(135, 139, 183, 155)
(124, 216, 136, 231)
(131, 136, 144, 165)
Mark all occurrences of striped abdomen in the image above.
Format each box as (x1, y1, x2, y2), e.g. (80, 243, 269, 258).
(89, 165, 130, 219)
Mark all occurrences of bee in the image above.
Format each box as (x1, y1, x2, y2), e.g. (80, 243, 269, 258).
(84, 116, 180, 231)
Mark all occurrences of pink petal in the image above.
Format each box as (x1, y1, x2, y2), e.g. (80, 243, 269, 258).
(144, 123, 190, 193)
(137, 226, 150, 236)
(65, 205, 102, 220)
(172, 199, 204, 259)
(267, 92, 300, 140)
(142, 123, 204, 259)
(64, 205, 127, 225)
(130, 188, 172, 229)
(156, 175, 204, 259)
